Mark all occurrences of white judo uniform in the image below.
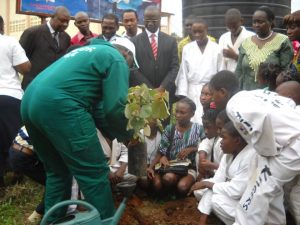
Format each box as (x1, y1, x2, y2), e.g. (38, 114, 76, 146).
(218, 27, 254, 72)
(97, 130, 137, 183)
(198, 136, 223, 165)
(175, 40, 223, 124)
(196, 145, 255, 225)
(226, 90, 300, 225)
(195, 137, 223, 199)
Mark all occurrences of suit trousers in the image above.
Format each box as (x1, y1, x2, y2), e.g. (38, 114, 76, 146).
(0, 95, 22, 185)
(21, 88, 115, 223)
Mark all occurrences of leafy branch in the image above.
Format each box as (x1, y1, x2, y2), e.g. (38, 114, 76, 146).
(125, 84, 170, 142)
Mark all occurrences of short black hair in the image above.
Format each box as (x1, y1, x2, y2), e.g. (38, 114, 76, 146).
(202, 108, 218, 123)
(102, 13, 119, 25)
(255, 6, 275, 27)
(122, 9, 138, 20)
(192, 16, 207, 27)
(144, 5, 160, 14)
(178, 97, 196, 113)
(209, 70, 239, 97)
(216, 110, 230, 124)
(257, 63, 282, 91)
(0, 16, 4, 29)
(185, 14, 196, 23)
(225, 8, 242, 21)
(223, 121, 244, 140)
(53, 6, 70, 18)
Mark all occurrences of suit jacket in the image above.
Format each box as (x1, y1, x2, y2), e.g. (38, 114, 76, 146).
(20, 23, 70, 89)
(131, 31, 179, 104)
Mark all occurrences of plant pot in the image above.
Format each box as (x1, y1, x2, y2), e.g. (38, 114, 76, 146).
(128, 142, 147, 177)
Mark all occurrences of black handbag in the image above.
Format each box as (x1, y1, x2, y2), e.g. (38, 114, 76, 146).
(155, 125, 190, 176)
(156, 165, 189, 176)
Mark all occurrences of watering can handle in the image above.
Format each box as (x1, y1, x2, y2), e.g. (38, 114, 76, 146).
(40, 200, 98, 225)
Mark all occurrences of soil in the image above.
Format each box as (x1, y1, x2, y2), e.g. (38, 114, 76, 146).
(117, 193, 297, 225)
(118, 192, 222, 225)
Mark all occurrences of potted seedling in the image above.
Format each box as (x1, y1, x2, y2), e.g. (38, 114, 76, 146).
(125, 84, 169, 177)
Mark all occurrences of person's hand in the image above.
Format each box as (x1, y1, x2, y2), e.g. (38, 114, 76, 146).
(200, 159, 214, 170)
(223, 46, 238, 60)
(177, 148, 191, 160)
(115, 169, 125, 182)
(196, 174, 203, 182)
(187, 181, 207, 196)
(108, 172, 118, 185)
(155, 86, 165, 93)
(159, 156, 169, 167)
(147, 167, 155, 180)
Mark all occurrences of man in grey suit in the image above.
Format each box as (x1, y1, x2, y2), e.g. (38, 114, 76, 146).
(131, 6, 179, 106)
(20, 6, 71, 89)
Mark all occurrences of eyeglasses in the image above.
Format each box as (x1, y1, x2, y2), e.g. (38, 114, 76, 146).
(144, 19, 160, 23)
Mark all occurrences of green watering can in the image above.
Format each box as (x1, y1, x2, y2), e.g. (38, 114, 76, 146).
(40, 181, 135, 225)
(40, 198, 127, 225)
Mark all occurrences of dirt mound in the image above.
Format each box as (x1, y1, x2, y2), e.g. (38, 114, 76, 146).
(119, 195, 221, 225)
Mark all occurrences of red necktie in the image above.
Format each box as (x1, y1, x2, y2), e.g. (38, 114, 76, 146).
(151, 33, 157, 60)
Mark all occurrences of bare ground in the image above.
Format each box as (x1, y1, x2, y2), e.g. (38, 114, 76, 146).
(118, 192, 222, 225)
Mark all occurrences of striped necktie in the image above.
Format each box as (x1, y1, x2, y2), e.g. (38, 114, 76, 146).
(151, 33, 157, 60)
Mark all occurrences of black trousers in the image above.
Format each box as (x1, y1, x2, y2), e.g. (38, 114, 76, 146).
(0, 95, 21, 184)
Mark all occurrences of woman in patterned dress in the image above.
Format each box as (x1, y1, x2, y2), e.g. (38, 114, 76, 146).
(235, 6, 293, 90)
(146, 98, 205, 196)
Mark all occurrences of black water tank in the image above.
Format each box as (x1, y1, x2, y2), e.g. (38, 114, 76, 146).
(182, 0, 291, 39)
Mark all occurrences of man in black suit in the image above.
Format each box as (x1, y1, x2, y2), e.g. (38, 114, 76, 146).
(20, 6, 71, 89)
(131, 6, 179, 106)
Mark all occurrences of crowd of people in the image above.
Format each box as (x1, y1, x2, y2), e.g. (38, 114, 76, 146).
(1, 3, 300, 225)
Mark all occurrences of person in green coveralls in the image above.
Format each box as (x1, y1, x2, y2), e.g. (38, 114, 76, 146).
(21, 38, 136, 223)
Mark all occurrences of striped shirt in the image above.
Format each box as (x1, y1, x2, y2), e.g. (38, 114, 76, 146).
(158, 123, 205, 167)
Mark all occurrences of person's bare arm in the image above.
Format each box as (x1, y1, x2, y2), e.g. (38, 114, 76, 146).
(14, 61, 31, 74)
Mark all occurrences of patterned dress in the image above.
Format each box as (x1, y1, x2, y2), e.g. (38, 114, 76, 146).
(235, 33, 293, 90)
(158, 123, 205, 169)
(292, 40, 300, 74)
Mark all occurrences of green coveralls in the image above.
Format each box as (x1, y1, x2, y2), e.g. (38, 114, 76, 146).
(21, 41, 130, 222)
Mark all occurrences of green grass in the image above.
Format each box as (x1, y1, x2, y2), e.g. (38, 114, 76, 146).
(0, 174, 44, 225)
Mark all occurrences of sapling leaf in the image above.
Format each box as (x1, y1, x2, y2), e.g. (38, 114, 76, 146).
(125, 84, 170, 142)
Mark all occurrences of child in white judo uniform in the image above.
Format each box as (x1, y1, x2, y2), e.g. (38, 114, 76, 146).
(175, 18, 223, 124)
(276, 80, 300, 224)
(190, 121, 255, 225)
(226, 89, 300, 225)
(197, 108, 223, 182)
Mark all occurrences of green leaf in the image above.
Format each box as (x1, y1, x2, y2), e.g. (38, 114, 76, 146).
(140, 105, 152, 118)
(143, 124, 151, 136)
(125, 84, 169, 142)
(125, 103, 140, 119)
(131, 117, 145, 131)
(151, 100, 170, 119)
